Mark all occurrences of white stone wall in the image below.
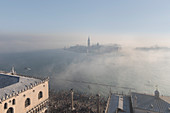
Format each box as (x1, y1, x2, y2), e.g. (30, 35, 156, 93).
(0, 80, 49, 113)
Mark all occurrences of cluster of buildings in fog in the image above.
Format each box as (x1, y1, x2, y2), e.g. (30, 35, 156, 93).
(64, 37, 121, 54)
(135, 45, 170, 51)
(64, 37, 170, 54)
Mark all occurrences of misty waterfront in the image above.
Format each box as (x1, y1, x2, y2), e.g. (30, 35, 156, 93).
(0, 48, 170, 96)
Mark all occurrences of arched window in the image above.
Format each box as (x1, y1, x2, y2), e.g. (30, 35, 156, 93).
(4, 103, 8, 109)
(6, 107, 14, 113)
(12, 99, 15, 105)
(38, 91, 43, 99)
(25, 98, 31, 107)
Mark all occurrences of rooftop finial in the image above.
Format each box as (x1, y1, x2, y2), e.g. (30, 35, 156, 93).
(11, 66, 16, 75)
(154, 85, 159, 98)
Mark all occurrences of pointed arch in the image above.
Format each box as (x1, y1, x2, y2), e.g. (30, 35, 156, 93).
(4, 103, 8, 109)
(25, 98, 31, 107)
(6, 107, 14, 113)
(38, 91, 43, 99)
(12, 99, 15, 105)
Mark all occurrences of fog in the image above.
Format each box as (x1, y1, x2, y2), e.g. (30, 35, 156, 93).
(0, 46, 170, 96)
(1, 33, 170, 95)
(1, 33, 170, 53)
(52, 48, 170, 95)
(0, 33, 85, 53)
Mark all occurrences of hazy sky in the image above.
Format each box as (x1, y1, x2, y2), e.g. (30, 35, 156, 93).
(1, 0, 170, 52)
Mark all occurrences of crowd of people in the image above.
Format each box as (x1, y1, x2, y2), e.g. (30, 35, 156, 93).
(49, 89, 107, 113)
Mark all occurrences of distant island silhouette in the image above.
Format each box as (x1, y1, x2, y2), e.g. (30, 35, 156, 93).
(64, 37, 121, 54)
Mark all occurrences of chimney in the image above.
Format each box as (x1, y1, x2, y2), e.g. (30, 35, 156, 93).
(134, 95, 137, 107)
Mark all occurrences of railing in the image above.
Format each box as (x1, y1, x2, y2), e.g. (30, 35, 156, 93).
(27, 99, 49, 113)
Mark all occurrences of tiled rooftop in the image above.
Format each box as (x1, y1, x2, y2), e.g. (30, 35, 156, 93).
(0, 73, 41, 100)
(131, 92, 170, 112)
(107, 94, 131, 113)
(107, 94, 119, 113)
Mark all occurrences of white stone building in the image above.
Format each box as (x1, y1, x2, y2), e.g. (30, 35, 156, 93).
(0, 71, 49, 113)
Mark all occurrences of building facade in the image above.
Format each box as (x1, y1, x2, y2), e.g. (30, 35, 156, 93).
(0, 71, 49, 113)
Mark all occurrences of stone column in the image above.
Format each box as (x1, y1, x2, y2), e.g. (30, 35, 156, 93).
(70, 89, 74, 111)
(96, 94, 100, 113)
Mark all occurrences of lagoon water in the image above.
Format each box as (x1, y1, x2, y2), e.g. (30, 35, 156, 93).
(0, 48, 170, 96)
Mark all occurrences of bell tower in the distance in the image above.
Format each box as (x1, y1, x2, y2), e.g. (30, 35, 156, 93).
(88, 36, 90, 47)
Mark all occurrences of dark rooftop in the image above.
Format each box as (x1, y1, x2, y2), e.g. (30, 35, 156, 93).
(0, 74, 19, 88)
(131, 92, 170, 113)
